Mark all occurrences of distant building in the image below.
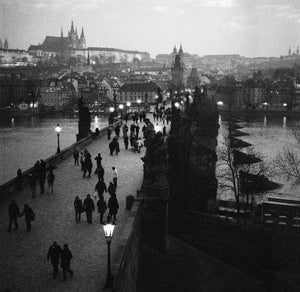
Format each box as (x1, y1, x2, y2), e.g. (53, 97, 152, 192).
(187, 68, 201, 89)
(171, 51, 185, 90)
(28, 21, 151, 64)
(39, 79, 74, 110)
(118, 81, 159, 105)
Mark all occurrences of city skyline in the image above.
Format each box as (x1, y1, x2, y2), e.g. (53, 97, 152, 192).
(0, 0, 300, 58)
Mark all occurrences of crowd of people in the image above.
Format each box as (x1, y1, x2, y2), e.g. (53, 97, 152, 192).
(7, 110, 168, 283)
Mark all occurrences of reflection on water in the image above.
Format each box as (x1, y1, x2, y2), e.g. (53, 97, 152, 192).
(218, 114, 300, 200)
(0, 115, 108, 184)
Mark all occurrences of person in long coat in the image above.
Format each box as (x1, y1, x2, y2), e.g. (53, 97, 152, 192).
(108, 182, 116, 197)
(47, 241, 62, 279)
(108, 194, 119, 223)
(95, 178, 107, 198)
(74, 196, 83, 223)
(83, 194, 95, 224)
(60, 244, 73, 280)
(19, 203, 34, 231)
(7, 199, 20, 232)
(97, 196, 107, 224)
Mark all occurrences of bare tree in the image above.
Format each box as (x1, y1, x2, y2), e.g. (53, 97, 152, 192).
(218, 138, 267, 223)
(272, 146, 300, 184)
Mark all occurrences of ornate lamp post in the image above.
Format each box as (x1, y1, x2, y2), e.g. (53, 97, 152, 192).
(137, 98, 141, 112)
(103, 223, 115, 289)
(118, 104, 124, 118)
(126, 101, 131, 115)
(55, 124, 62, 153)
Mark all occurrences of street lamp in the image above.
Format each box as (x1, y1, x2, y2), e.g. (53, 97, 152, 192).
(137, 98, 141, 111)
(109, 106, 115, 113)
(55, 124, 61, 153)
(119, 104, 124, 119)
(103, 223, 115, 289)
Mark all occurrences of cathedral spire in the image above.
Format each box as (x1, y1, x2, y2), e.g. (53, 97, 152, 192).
(289, 46, 291, 55)
(61, 27, 63, 38)
(80, 27, 85, 39)
(173, 45, 177, 54)
(71, 20, 74, 33)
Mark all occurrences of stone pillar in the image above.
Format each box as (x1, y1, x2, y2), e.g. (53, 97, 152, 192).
(139, 132, 169, 254)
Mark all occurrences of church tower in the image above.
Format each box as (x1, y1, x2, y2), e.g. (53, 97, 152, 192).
(4, 38, 8, 49)
(0, 38, 3, 49)
(171, 51, 185, 90)
(61, 27, 63, 38)
(80, 27, 86, 49)
(297, 46, 299, 55)
(289, 46, 291, 56)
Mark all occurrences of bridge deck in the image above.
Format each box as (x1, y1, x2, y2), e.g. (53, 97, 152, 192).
(0, 116, 167, 292)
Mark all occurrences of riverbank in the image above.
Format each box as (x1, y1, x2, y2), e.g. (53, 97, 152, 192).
(219, 109, 300, 116)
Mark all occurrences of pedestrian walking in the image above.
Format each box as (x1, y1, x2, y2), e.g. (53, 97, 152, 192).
(61, 244, 73, 280)
(39, 161, 46, 194)
(7, 199, 20, 232)
(112, 167, 118, 187)
(124, 135, 129, 150)
(97, 165, 105, 181)
(74, 196, 83, 223)
(83, 194, 95, 224)
(28, 172, 36, 198)
(19, 203, 35, 231)
(108, 182, 116, 197)
(79, 152, 84, 171)
(109, 140, 115, 156)
(94, 153, 102, 174)
(73, 149, 79, 166)
(122, 124, 128, 137)
(97, 196, 107, 224)
(115, 125, 120, 137)
(107, 128, 112, 140)
(47, 241, 62, 279)
(135, 124, 140, 137)
(108, 194, 119, 223)
(17, 168, 23, 190)
(47, 170, 55, 194)
(95, 178, 107, 198)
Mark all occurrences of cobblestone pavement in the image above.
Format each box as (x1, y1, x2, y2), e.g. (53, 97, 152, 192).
(0, 115, 170, 292)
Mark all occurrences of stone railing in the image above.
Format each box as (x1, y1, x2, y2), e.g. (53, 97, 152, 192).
(112, 201, 141, 292)
(0, 120, 122, 199)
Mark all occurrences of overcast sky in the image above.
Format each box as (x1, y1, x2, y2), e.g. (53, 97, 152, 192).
(0, 0, 299, 58)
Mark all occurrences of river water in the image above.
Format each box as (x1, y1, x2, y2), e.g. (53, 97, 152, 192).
(1, 113, 300, 200)
(218, 114, 300, 201)
(0, 115, 108, 185)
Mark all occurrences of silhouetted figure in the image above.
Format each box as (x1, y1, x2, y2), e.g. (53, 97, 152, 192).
(17, 169, 23, 190)
(83, 194, 95, 224)
(7, 199, 20, 232)
(97, 196, 107, 224)
(107, 128, 112, 140)
(61, 244, 73, 280)
(47, 170, 55, 194)
(47, 241, 62, 279)
(20, 203, 34, 231)
(108, 194, 119, 223)
(95, 178, 107, 198)
(97, 165, 105, 181)
(73, 149, 79, 166)
(74, 196, 83, 223)
(124, 135, 129, 149)
(108, 182, 116, 197)
(112, 167, 118, 187)
(39, 160, 46, 194)
(28, 173, 36, 198)
(94, 153, 102, 174)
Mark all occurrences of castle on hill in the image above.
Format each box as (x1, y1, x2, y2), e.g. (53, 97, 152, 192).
(28, 21, 150, 63)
